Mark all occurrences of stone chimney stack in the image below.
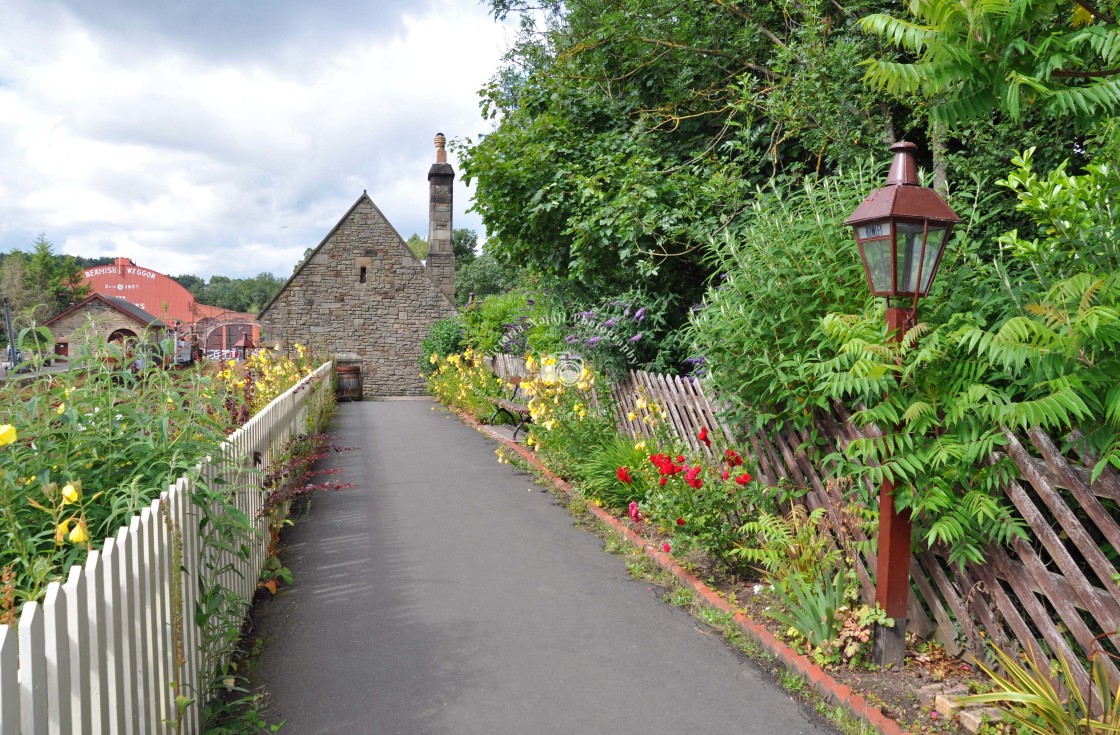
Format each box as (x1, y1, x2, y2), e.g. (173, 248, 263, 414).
(427, 132, 455, 303)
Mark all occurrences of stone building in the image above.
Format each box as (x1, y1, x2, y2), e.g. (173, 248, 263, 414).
(258, 135, 457, 397)
(44, 293, 167, 357)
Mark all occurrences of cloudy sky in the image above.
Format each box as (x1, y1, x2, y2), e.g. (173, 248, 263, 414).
(0, 0, 514, 280)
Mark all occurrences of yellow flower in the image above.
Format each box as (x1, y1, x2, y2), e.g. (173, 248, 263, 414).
(634, 440, 646, 451)
(61, 482, 81, 505)
(227, 359, 236, 367)
(430, 353, 439, 365)
(0, 425, 15, 446)
(57, 402, 66, 415)
(55, 518, 71, 545)
(68, 520, 89, 545)
(627, 412, 637, 421)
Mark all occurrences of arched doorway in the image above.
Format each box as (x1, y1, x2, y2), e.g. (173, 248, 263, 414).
(108, 328, 138, 344)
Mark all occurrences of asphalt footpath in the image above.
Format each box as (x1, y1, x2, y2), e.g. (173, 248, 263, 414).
(249, 399, 835, 735)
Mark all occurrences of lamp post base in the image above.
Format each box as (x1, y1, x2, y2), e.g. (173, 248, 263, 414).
(872, 618, 907, 667)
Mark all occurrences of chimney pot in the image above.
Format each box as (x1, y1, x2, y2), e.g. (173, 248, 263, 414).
(434, 132, 447, 163)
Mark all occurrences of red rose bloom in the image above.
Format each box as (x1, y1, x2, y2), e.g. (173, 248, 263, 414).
(735, 473, 752, 485)
(676, 517, 685, 526)
(698, 426, 711, 447)
(617, 466, 632, 484)
(662, 542, 671, 553)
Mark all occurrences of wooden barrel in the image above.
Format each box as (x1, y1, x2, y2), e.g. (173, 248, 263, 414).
(336, 364, 363, 401)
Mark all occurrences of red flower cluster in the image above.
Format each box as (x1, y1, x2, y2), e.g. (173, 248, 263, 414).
(684, 465, 703, 489)
(698, 427, 711, 447)
(724, 449, 743, 467)
(617, 466, 632, 484)
(735, 473, 752, 485)
(649, 453, 684, 476)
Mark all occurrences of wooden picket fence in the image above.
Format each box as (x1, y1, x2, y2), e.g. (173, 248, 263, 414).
(0, 361, 333, 735)
(491, 355, 1120, 693)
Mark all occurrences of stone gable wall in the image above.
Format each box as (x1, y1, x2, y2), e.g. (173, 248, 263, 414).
(259, 197, 456, 397)
(50, 300, 163, 346)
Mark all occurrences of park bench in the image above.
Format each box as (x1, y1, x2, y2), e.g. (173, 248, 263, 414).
(488, 375, 532, 440)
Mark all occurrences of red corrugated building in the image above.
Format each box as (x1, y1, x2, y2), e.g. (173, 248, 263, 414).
(81, 257, 259, 352)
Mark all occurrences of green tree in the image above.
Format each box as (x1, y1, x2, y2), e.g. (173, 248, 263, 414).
(452, 228, 478, 264)
(406, 234, 429, 261)
(859, 0, 1120, 126)
(463, 0, 909, 317)
(22, 235, 89, 316)
(455, 254, 514, 307)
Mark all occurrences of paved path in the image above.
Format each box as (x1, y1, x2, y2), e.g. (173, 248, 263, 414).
(250, 400, 834, 735)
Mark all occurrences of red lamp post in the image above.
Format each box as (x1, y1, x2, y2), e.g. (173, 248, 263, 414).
(844, 141, 961, 665)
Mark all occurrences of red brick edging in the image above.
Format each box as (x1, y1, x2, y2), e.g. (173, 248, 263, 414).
(454, 408, 912, 735)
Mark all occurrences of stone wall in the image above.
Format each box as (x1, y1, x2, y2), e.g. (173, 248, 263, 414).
(259, 193, 456, 398)
(50, 300, 163, 347)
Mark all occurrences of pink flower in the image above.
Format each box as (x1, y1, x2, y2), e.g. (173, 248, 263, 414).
(617, 466, 632, 484)
(628, 501, 641, 523)
(676, 517, 685, 526)
(698, 427, 711, 447)
(721, 468, 730, 481)
(661, 542, 671, 553)
(735, 473, 752, 485)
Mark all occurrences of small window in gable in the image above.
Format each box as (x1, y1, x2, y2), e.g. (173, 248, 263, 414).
(359, 266, 367, 284)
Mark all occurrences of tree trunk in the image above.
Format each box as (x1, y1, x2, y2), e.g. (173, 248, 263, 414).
(930, 120, 949, 195)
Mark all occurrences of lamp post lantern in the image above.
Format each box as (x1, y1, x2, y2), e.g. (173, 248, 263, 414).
(844, 141, 960, 665)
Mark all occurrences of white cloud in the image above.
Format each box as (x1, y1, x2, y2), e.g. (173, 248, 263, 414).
(0, 0, 511, 279)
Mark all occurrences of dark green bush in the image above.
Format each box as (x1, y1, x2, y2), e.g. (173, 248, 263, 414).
(419, 317, 465, 374)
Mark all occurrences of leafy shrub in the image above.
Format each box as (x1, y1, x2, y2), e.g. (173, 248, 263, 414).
(419, 317, 465, 374)
(688, 169, 872, 428)
(570, 433, 649, 508)
(460, 288, 567, 356)
(427, 349, 506, 419)
(561, 289, 681, 379)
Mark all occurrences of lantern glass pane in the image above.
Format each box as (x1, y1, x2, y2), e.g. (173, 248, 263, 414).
(919, 226, 949, 294)
(895, 222, 926, 294)
(861, 238, 892, 293)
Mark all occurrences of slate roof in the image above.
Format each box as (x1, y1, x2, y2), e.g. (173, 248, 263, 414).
(45, 293, 167, 329)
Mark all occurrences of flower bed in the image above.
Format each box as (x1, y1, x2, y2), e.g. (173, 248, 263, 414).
(0, 337, 323, 613)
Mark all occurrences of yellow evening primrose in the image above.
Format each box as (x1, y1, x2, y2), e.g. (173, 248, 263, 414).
(634, 440, 646, 451)
(69, 521, 89, 545)
(55, 519, 71, 545)
(62, 482, 80, 505)
(627, 412, 637, 421)
(0, 424, 15, 446)
(57, 402, 66, 415)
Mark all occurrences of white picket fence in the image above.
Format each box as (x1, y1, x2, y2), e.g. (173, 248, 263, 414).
(0, 361, 333, 734)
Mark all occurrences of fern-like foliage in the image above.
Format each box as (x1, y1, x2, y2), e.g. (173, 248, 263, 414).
(814, 269, 1120, 564)
(858, 0, 1120, 126)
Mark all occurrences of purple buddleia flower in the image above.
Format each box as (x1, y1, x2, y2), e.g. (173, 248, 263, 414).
(623, 307, 631, 318)
(628, 333, 643, 343)
(564, 334, 578, 344)
(586, 336, 602, 347)
(633, 307, 646, 322)
(603, 318, 617, 328)
(576, 310, 596, 320)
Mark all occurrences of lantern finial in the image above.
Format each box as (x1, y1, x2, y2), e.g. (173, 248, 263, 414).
(886, 141, 919, 186)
